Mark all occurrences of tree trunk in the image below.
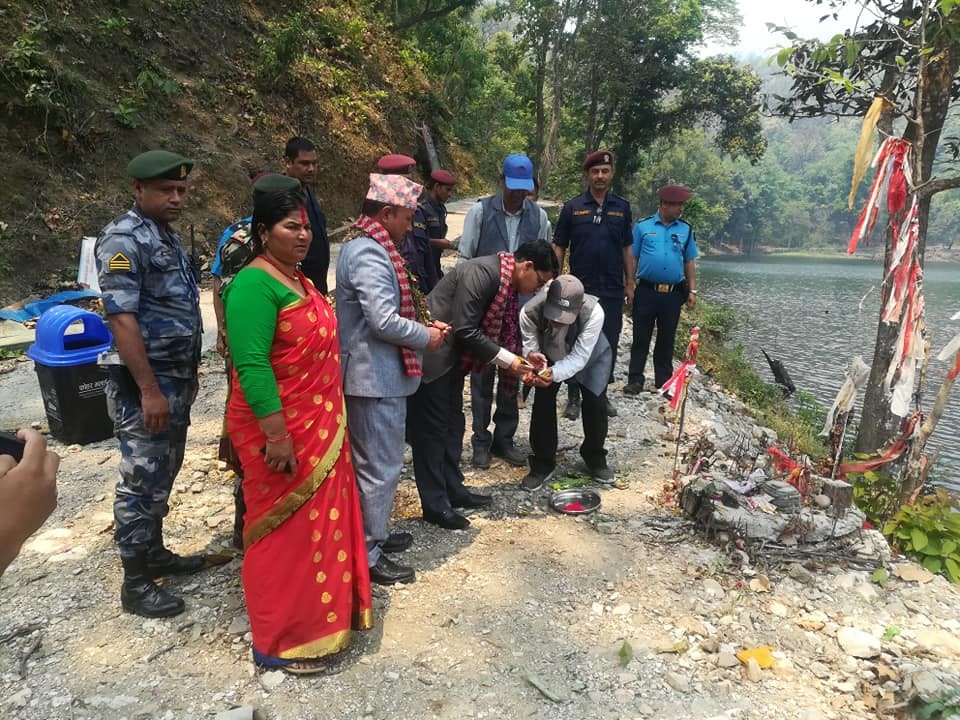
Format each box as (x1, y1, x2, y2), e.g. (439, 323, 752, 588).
(533, 44, 547, 176)
(854, 27, 958, 455)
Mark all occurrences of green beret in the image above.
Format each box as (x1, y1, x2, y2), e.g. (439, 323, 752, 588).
(252, 173, 301, 196)
(127, 150, 194, 181)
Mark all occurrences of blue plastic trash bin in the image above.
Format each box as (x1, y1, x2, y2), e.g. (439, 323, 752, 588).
(27, 305, 113, 444)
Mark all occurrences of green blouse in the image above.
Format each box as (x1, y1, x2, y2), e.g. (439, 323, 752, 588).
(223, 267, 302, 418)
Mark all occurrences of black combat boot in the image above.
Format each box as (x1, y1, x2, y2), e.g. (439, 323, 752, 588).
(121, 553, 186, 618)
(146, 520, 206, 578)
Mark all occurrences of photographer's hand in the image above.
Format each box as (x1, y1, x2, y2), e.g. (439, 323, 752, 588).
(0, 430, 60, 575)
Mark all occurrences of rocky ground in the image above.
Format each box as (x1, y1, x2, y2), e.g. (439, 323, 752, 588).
(1, 321, 960, 720)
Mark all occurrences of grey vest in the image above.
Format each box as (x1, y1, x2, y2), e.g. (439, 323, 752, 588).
(524, 291, 612, 397)
(476, 194, 542, 257)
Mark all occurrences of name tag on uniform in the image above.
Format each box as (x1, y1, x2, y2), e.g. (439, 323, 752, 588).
(572, 210, 591, 216)
(607, 211, 624, 218)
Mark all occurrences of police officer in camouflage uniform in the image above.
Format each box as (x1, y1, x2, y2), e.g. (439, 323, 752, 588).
(96, 150, 205, 618)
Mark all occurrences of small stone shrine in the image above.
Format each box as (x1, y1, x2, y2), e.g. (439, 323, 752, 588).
(677, 434, 888, 565)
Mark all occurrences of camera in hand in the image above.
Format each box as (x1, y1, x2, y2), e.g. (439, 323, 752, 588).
(0, 431, 26, 462)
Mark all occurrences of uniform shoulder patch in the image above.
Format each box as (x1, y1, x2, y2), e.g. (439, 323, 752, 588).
(108, 252, 132, 272)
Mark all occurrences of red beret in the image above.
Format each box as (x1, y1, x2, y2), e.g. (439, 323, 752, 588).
(377, 153, 416, 174)
(430, 169, 457, 186)
(657, 184, 693, 203)
(583, 149, 614, 171)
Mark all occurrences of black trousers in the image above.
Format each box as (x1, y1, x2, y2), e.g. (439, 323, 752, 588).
(470, 365, 519, 451)
(530, 381, 608, 476)
(409, 367, 473, 515)
(628, 284, 685, 388)
(568, 294, 622, 399)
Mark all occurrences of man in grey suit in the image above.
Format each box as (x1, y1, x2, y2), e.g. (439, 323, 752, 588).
(337, 173, 449, 586)
(409, 240, 559, 530)
(458, 154, 552, 469)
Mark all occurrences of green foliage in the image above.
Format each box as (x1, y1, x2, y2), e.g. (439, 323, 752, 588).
(1, 21, 64, 122)
(849, 469, 902, 527)
(136, 68, 179, 97)
(883, 489, 960, 584)
(96, 16, 130, 34)
(411, 15, 536, 185)
(254, 9, 366, 87)
(915, 685, 960, 720)
(111, 65, 179, 129)
(255, 11, 313, 84)
(111, 99, 142, 128)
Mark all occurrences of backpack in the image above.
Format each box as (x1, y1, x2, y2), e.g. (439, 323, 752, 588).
(217, 220, 253, 295)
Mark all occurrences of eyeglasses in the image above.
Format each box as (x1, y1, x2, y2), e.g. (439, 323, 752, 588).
(535, 271, 552, 287)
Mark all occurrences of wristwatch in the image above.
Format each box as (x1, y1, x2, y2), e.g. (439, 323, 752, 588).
(689, 289, 698, 295)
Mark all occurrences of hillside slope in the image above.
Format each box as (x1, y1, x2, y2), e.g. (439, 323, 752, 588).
(0, 0, 472, 303)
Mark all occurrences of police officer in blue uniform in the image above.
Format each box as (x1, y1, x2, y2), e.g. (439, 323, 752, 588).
(96, 150, 205, 618)
(421, 169, 458, 284)
(552, 150, 634, 419)
(624, 183, 699, 394)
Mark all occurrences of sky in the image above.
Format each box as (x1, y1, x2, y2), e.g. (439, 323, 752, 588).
(703, 0, 866, 59)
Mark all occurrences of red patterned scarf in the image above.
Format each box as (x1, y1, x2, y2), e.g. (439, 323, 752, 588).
(353, 214, 422, 377)
(461, 252, 521, 391)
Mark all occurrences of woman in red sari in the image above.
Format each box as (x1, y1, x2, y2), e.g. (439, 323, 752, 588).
(224, 187, 372, 674)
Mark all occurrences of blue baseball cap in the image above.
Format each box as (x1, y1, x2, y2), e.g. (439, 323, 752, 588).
(502, 153, 534, 191)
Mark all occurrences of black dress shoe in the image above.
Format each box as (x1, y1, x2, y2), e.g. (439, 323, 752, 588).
(605, 396, 618, 417)
(369, 555, 416, 585)
(563, 398, 581, 421)
(490, 443, 526, 467)
(146, 548, 206, 578)
(381, 531, 414, 553)
(422, 509, 470, 530)
(451, 492, 493, 509)
(472, 446, 491, 469)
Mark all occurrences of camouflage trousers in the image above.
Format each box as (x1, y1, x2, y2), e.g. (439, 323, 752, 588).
(106, 369, 198, 558)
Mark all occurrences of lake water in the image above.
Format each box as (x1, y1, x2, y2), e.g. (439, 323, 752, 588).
(698, 256, 959, 491)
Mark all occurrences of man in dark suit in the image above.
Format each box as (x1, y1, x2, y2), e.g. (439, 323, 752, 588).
(408, 240, 559, 530)
(283, 137, 330, 294)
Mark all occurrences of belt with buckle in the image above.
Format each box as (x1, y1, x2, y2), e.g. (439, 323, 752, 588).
(637, 278, 680, 293)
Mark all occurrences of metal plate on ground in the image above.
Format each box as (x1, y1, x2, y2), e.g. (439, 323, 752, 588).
(549, 488, 601, 515)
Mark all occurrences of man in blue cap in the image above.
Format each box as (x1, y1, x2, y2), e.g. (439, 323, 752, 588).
(96, 150, 205, 619)
(458, 154, 551, 469)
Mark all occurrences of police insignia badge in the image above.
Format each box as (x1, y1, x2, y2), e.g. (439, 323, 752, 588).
(108, 252, 132, 272)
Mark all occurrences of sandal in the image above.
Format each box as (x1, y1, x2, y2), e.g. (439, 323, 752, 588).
(280, 659, 327, 676)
